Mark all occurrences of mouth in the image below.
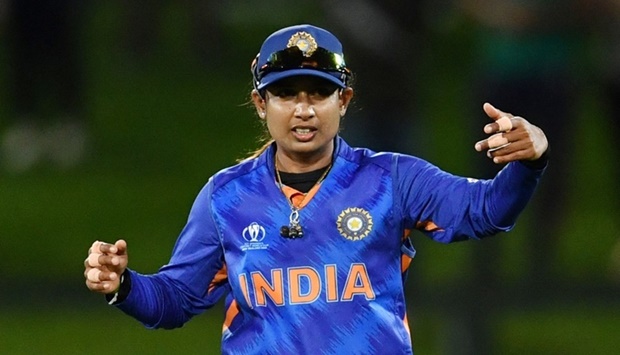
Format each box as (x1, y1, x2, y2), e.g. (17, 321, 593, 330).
(291, 126, 317, 141)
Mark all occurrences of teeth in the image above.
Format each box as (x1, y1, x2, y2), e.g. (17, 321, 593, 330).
(295, 128, 311, 134)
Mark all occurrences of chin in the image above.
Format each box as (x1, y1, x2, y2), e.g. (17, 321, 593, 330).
(294, 141, 332, 156)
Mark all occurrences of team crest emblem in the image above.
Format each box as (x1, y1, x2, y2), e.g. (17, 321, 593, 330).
(287, 31, 318, 57)
(337, 207, 373, 241)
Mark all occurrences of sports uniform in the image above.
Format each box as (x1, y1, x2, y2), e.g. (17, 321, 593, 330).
(111, 137, 545, 354)
(86, 24, 549, 354)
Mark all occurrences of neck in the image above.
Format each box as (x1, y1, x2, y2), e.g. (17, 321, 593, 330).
(275, 146, 334, 173)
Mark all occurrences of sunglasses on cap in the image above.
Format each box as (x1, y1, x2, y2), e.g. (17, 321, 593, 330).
(252, 46, 351, 86)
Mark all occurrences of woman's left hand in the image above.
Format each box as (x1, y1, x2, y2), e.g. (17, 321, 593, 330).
(474, 102, 548, 164)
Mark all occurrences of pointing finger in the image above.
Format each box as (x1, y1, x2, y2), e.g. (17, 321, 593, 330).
(483, 102, 501, 120)
(483, 102, 513, 121)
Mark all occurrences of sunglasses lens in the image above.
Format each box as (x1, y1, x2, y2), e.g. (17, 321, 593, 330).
(258, 47, 349, 80)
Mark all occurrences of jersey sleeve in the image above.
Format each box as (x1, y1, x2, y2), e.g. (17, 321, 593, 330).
(393, 154, 545, 243)
(114, 179, 226, 329)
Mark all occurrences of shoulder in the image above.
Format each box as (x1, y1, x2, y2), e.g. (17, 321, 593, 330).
(211, 156, 267, 189)
(189, 156, 268, 213)
(335, 137, 431, 174)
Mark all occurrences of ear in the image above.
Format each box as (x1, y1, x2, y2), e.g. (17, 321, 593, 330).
(251, 89, 267, 119)
(339, 87, 354, 117)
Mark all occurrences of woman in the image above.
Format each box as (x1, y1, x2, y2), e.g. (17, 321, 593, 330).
(84, 24, 548, 354)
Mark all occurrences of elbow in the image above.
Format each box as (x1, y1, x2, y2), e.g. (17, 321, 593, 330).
(142, 308, 192, 330)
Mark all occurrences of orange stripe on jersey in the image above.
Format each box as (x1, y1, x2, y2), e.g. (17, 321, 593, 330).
(403, 312, 411, 336)
(281, 183, 322, 209)
(415, 220, 444, 232)
(222, 299, 240, 333)
(401, 229, 413, 272)
(401, 254, 413, 273)
(402, 229, 411, 241)
(209, 263, 228, 294)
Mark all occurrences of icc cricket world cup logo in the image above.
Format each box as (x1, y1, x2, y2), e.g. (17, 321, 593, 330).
(242, 222, 266, 243)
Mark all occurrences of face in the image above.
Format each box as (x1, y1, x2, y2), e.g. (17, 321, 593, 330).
(252, 75, 353, 170)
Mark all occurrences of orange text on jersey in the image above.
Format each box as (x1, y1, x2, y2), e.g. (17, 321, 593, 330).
(238, 263, 376, 307)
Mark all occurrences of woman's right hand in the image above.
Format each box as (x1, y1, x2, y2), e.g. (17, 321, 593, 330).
(84, 240, 128, 294)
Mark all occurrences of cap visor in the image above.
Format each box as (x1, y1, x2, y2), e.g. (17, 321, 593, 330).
(257, 69, 345, 90)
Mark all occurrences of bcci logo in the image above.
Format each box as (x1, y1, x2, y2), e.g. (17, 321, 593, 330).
(242, 222, 268, 251)
(287, 31, 318, 57)
(337, 207, 373, 241)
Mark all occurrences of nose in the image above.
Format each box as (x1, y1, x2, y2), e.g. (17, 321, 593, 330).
(294, 93, 315, 120)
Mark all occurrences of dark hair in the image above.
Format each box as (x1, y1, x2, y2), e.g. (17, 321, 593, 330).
(238, 87, 273, 162)
(239, 137, 274, 162)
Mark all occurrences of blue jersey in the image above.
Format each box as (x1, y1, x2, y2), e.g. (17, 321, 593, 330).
(115, 137, 544, 354)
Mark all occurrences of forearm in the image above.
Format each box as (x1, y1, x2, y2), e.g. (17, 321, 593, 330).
(485, 158, 547, 228)
(113, 269, 198, 329)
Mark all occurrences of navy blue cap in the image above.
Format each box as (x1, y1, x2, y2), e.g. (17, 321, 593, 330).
(252, 24, 350, 91)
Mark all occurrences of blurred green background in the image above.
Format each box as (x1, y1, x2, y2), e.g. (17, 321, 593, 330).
(1, 1, 619, 354)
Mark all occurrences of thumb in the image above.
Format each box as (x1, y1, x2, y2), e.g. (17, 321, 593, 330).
(483, 102, 506, 121)
(108, 239, 128, 275)
(114, 239, 128, 256)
